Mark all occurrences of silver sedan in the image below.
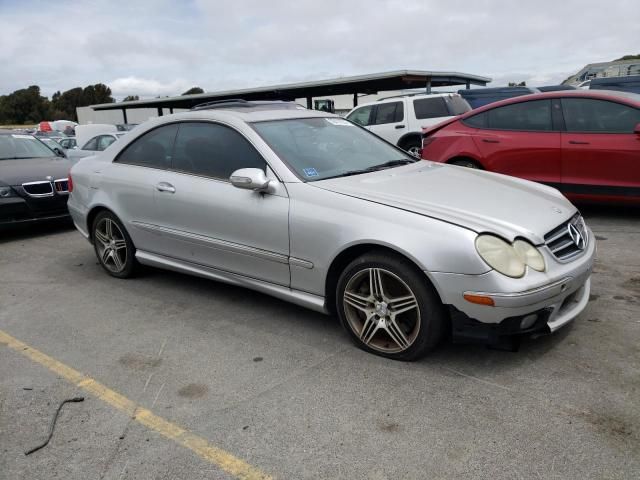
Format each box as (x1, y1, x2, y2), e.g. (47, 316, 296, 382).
(67, 101, 595, 360)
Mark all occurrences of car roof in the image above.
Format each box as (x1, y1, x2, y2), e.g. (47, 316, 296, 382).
(459, 89, 640, 119)
(161, 106, 336, 123)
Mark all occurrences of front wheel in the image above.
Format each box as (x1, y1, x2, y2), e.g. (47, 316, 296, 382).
(336, 252, 446, 361)
(92, 211, 137, 278)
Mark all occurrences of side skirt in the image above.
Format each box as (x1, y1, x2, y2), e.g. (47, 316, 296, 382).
(135, 250, 328, 314)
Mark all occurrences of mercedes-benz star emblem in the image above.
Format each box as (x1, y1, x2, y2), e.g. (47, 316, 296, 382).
(567, 223, 586, 250)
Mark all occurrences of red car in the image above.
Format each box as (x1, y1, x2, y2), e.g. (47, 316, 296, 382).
(420, 90, 640, 205)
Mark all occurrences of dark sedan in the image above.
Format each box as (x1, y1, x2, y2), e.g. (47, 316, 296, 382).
(0, 131, 72, 227)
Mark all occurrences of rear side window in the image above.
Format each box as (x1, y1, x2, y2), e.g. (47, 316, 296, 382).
(488, 100, 552, 131)
(82, 137, 99, 151)
(346, 105, 373, 126)
(171, 122, 266, 180)
(413, 97, 450, 119)
(372, 101, 403, 125)
(561, 98, 640, 133)
(446, 96, 472, 115)
(97, 135, 116, 151)
(115, 124, 179, 169)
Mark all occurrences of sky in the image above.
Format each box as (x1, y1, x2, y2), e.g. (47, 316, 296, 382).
(0, 0, 637, 100)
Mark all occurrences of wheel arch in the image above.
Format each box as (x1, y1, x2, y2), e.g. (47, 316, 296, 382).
(446, 155, 484, 169)
(397, 132, 422, 148)
(86, 205, 118, 242)
(324, 242, 444, 315)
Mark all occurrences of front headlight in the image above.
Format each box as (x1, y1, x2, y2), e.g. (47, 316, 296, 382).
(475, 235, 526, 278)
(513, 239, 545, 272)
(0, 186, 17, 198)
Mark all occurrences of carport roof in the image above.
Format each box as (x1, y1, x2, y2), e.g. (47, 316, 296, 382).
(91, 70, 491, 111)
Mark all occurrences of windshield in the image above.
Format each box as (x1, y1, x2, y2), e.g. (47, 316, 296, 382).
(0, 134, 57, 160)
(251, 117, 414, 181)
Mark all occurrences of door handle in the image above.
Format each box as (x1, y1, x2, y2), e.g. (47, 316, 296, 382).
(156, 182, 176, 193)
(568, 140, 590, 145)
(482, 138, 500, 143)
(395, 125, 406, 129)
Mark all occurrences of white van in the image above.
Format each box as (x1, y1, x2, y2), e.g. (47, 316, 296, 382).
(345, 93, 471, 156)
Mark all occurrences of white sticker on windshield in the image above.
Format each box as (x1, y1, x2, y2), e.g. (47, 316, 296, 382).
(325, 118, 353, 126)
(11, 134, 33, 139)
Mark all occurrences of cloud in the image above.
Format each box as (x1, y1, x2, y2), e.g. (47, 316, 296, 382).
(0, 0, 637, 99)
(109, 77, 192, 97)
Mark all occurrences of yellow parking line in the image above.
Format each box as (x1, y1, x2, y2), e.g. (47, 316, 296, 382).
(0, 329, 272, 480)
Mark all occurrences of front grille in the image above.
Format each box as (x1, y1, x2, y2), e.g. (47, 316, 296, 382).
(54, 178, 69, 193)
(544, 213, 588, 261)
(22, 181, 54, 197)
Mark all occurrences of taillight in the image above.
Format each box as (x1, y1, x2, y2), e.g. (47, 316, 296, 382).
(68, 172, 74, 192)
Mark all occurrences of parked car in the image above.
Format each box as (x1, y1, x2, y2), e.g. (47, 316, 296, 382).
(589, 75, 640, 94)
(345, 93, 471, 156)
(458, 86, 540, 109)
(75, 123, 118, 149)
(537, 85, 577, 92)
(57, 137, 77, 150)
(0, 131, 71, 227)
(66, 132, 126, 163)
(68, 100, 595, 360)
(420, 90, 640, 205)
(38, 137, 67, 157)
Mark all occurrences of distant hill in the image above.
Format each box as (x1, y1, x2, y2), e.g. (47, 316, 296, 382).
(614, 54, 640, 61)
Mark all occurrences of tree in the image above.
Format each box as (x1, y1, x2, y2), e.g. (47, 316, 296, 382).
(122, 95, 140, 102)
(614, 54, 640, 61)
(182, 87, 204, 95)
(0, 85, 50, 124)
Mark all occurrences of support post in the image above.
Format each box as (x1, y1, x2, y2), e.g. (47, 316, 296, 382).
(306, 96, 312, 109)
(353, 93, 358, 107)
(425, 78, 432, 94)
(169, 107, 174, 114)
(121, 108, 128, 124)
(157, 107, 163, 117)
(466, 80, 471, 90)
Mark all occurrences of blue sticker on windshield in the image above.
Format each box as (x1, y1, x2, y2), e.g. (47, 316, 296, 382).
(303, 168, 319, 177)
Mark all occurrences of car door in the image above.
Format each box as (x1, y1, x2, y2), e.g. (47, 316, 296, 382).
(560, 97, 640, 199)
(153, 121, 290, 287)
(366, 101, 405, 144)
(103, 123, 179, 251)
(470, 99, 562, 185)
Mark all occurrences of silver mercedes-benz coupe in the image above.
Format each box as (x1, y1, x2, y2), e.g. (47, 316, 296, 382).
(68, 100, 595, 360)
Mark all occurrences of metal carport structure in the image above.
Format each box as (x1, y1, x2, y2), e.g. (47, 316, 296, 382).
(90, 70, 491, 123)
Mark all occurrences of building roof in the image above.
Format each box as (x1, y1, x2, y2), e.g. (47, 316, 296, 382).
(91, 70, 491, 111)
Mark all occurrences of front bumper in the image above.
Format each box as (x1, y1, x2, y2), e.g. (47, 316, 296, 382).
(430, 226, 596, 339)
(0, 195, 69, 227)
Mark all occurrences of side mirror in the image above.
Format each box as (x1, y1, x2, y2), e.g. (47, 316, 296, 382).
(230, 168, 272, 192)
(634, 123, 640, 135)
(54, 147, 66, 158)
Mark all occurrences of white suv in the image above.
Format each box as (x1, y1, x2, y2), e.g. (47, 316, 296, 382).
(345, 93, 471, 156)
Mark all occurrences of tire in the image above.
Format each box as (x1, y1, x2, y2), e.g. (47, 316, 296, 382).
(92, 211, 137, 278)
(449, 158, 481, 169)
(336, 251, 446, 361)
(400, 138, 422, 158)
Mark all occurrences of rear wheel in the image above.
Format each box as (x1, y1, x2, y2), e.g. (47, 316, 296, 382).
(449, 158, 481, 169)
(92, 211, 137, 278)
(336, 252, 446, 361)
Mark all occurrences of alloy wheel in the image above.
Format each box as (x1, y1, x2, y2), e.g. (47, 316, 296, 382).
(343, 268, 421, 354)
(94, 218, 128, 273)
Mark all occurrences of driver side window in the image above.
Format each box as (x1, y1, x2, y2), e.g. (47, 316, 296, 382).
(171, 122, 266, 180)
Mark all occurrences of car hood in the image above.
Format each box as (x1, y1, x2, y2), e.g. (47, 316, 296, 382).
(0, 156, 73, 185)
(312, 162, 577, 244)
